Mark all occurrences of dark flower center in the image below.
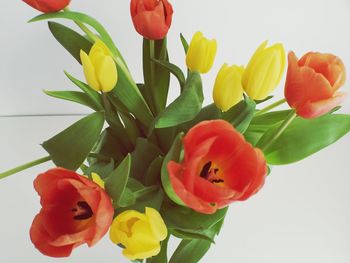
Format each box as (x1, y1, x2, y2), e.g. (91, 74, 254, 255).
(200, 161, 224, 184)
(71, 201, 93, 220)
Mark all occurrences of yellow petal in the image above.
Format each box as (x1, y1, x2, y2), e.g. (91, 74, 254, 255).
(90, 39, 112, 57)
(91, 172, 105, 189)
(213, 64, 244, 111)
(80, 50, 101, 91)
(97, 56, 118, 92)
(145, 207, 168, 241)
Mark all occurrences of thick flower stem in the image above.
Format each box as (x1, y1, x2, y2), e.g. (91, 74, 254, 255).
(0, 156, 51, 180)
(260, 110, 297, 151)
(255, 98, 287, 116)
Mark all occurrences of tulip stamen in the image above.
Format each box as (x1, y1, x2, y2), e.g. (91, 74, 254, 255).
(72, 201, 94, 221)
(200, 161, 224, 184)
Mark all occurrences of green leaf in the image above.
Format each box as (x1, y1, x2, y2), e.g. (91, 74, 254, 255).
(131, 138, 162, 183)
(64, 71, 103, 110)
(161, 133, 185, 206)
(42, 112, 105, 170)
(162, 202, 228, 232)
(180, 33, 189, 54)
(85, 158, 115, 179)
(105, 154, 131, 207)
(48, 21, 92, 64)
(152, 59, 186, 88)
(169, 218, 225, 263)
(155, 72, 203, 128)
(250, 110, 292, 126)
(43, 90, 101, 111)
(145, 156, 163, 186)
(222, 96, 256, 133)
(30, 11, 126, 65)
(258, 114, 350, 165)
(169, 229, 215, 243)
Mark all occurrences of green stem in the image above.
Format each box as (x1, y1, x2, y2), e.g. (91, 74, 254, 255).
(260, 110, 297, 151)
(64, 7, 98, 42)
(255, 98, 286, 116)
(0, 156, 51, 180)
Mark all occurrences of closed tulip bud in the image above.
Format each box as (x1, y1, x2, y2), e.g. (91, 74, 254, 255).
(109, 207, 168, 260)
(130, 0, 173, 40)
(213, 64, 244, 112)
(242, 41, 286, 100)
(22, 0, 70, 13)
(186, 31, 217, 74)
(80, 40, 118, 93)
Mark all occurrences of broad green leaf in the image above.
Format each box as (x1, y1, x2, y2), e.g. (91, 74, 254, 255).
(161, 133, 185, 206)
(105, 155, 131, 207)
(152, 59, 186, 88)
(85, 158, 115, 179)
(131, 138, 162, 183)
(43, 90, 101, 111)
(162, 202, 228, 232)
(146, 235, 169, 263)
(155, 72, 203, 128)
(250, 110, 292, 126)
(145, 156, 163, 186)
(42, 112, 104, 170)
(169, 229, 215, 243)
(169, 218, 225, 263)
(180, 33, 189, 54)
(30, 11, 126, 65)
(258, 114, 350, 165)
(48, 21, 92, 64)
(64, 71, 103, 110)
(222, 96, 256, 133)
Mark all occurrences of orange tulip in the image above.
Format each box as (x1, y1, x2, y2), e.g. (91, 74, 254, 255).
(167, 120, 267, 214)
(285, 51, 347, 119)
(30, 168, 114, 257)
(130, 0, 173, 40)
(22, 0, 71, 13)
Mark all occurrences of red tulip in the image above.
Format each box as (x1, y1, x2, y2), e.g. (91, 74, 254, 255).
(130, 0, 173, 40)
(22, 0, 70, 13)
(285, 51, 347, 119)
(167, 120, 267, 214)
(30, 168, 114, 257)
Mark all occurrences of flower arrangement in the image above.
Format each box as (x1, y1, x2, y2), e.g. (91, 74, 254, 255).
(1, 0, 350, 262)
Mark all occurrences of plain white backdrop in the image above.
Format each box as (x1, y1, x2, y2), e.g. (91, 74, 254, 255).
(1, 0, 350, 262)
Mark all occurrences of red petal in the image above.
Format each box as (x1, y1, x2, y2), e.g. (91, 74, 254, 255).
(168, 161, 217, 214)
(296, 92, 347, 119)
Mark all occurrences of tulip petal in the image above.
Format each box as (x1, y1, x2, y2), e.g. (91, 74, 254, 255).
(296, 92, 347, 119)
(146, 207, 168, 241)
(80, 50, 101, 92)
(168, 161, 218, 214)
(97, 56, 118, 92)
(193, 177, 236, 203)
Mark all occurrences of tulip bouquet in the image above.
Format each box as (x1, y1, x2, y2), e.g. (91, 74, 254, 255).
(2, 0, 350, 262)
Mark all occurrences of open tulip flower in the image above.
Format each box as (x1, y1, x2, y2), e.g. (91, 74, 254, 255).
(285, 51, 347, 119)
(30, 168, 114, 257)
(2, 1, 350, 262)
(168, 120, 267, 214)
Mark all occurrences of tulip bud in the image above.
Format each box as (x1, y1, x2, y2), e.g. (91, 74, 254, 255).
(22, 0, 70, 13)
(186, 31, 217, 74)
(109, 207, 168, 260)
(242, 41, 285, 100)
(130, 0, 173, 40)
(213, 64, 244, 112)
(80, 40, 118, 93)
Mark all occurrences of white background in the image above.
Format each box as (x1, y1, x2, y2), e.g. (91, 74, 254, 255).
(1, 0, 350, 262)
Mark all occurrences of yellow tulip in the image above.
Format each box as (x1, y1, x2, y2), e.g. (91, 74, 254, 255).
(186, 31, 217, 74)
(91, 172, 105, 189)
(80, 40, 118, 92)
(242, 41, 285, 100)
(213, 64, 244, 112)
(109, 207, 167, 260)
